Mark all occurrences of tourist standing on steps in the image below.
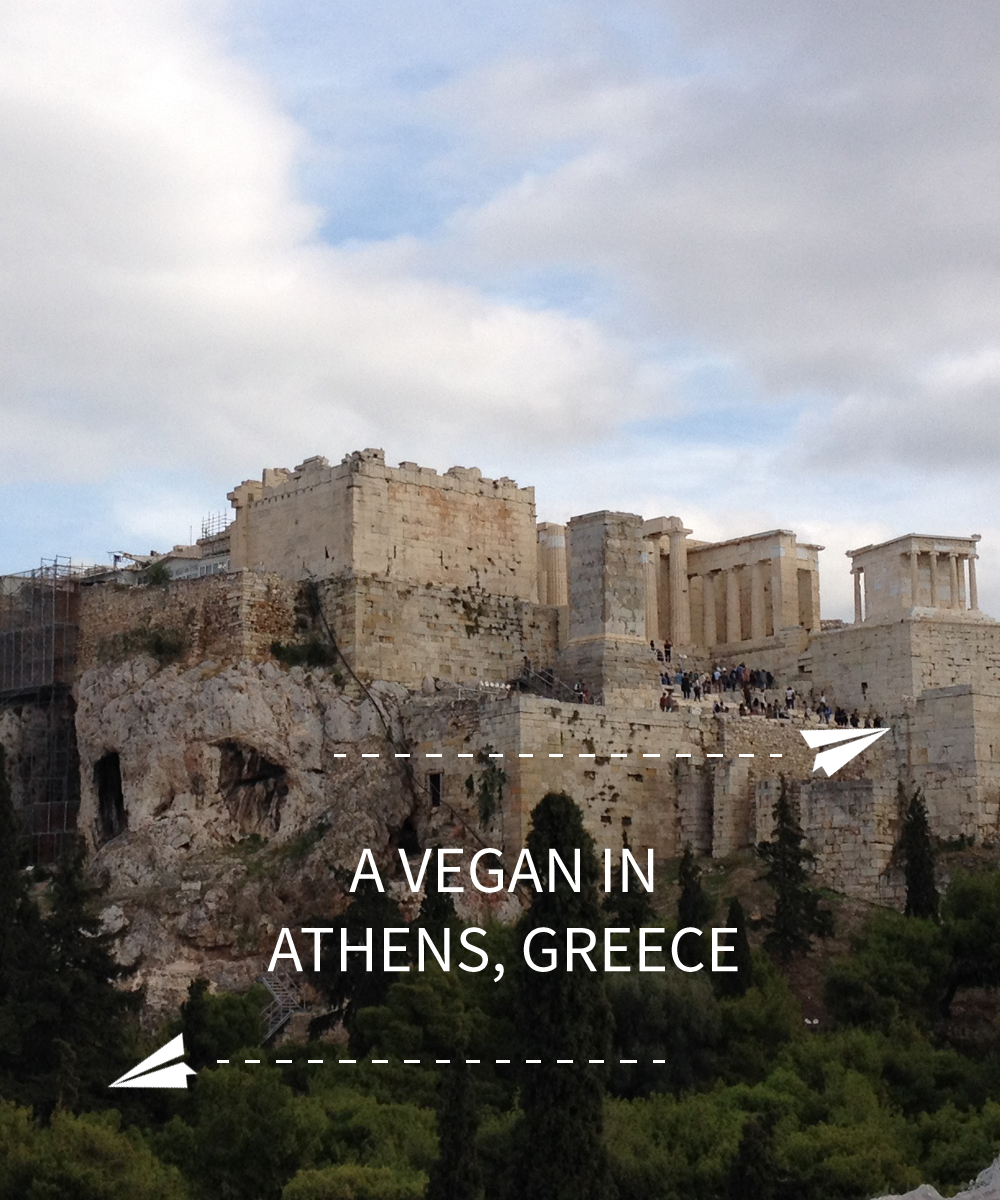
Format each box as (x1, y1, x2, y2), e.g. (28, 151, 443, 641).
(785, 685, 795, 710)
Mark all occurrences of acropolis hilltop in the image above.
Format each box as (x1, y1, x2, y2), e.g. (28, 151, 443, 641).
(1, 447, 998, 1006)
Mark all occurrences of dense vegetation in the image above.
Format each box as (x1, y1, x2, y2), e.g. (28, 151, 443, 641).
(3, 760, 1000, 1199)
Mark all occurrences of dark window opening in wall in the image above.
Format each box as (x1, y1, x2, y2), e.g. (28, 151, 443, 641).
(429, 772, 443, 808)
(861, 682, 868, 697)
(94, 751, 126, 844)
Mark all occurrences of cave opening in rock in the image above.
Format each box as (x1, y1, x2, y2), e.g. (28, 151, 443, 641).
(94, 751, 126, 843)
(217, 741, 288, 833)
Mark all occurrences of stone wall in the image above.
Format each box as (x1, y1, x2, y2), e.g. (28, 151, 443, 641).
(76, 572, 299, 672)
(804, 615, 1000, 719)
(403, 692, 821, 864)
(755, 776, 905, 905)
(318, 574, 560, 688)
(229, 449, 539, 600)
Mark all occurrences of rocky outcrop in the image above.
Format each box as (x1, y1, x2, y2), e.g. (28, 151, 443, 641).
(872, 1158, 1000, 1199)
(73, 658, 428, 1019)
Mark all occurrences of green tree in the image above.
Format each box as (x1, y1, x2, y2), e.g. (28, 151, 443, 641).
(416, 869, 457, 945)
(158, 1066, 325, 1200)
(677, 845, 713, 930)
(824, 908, 949, 1030)
(426, 1059, 482, 1200)
(0, 828, 141, 1117)
(941, 869, 1000, 1014)
(308, 879, 406, 1047)
(512, 792, 615, 1200)
(725, 1113, 780, 1200)
(178, 978, 265, 1071)
(757, 778, 833, 962)
(0, 1100, 190, 1200)
(901, 785, 938, 920)
(715, 898, 753, 999)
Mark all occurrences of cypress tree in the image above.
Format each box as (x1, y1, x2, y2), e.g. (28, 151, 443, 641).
(427, 1057, 483, 1200)
(513, 792, 615, 1200)
(308, 878, 406, 1046)
(36, 842, 142, 1113)
(726, 1113, 780, 1200)
(715, 897, 753, 998)
(677, 844, 713, 929)
(757, 777, 833, 962)
(901, 784, 938, 920)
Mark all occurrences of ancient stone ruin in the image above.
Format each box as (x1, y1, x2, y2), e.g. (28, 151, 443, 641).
(2, 447, 998, 1009)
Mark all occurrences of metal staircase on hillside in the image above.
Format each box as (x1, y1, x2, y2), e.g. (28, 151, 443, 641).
(258, 970, 308, 1042)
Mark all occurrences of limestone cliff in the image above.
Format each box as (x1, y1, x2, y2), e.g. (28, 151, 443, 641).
(73, 658, 435, 1019)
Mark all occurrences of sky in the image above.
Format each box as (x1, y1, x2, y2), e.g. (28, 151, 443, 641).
(2, 0, 1000, 620)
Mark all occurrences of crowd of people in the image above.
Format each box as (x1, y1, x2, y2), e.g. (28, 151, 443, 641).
(649, 642, 884, 725)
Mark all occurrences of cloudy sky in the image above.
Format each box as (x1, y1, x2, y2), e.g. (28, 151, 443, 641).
(2, 0, 999, 619)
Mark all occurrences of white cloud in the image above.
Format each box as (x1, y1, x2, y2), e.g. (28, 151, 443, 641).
(0, 0, 658, 486)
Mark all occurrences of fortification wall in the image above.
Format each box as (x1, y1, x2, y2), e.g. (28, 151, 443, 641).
(75, 573, 299, 672)
(403, 693, 821, 863)
(805, 616, 1000, 717)
(755, 776, 905, 906)
(230, 450, 539, 599)
(318, 574, 560, 689)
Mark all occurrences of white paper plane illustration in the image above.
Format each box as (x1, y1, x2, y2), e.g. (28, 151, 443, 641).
(799, 727, 890, 777)
(109, 1033, 196, 1089)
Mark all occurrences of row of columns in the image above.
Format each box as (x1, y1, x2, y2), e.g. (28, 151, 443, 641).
(853, 551, 979, 623)
(653, 550, 786, 649)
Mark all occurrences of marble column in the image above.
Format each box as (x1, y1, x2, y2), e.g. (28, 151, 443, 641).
(750, 560, 767, 641)
(643, 543, 659, 642)
(702, 572, 717, 647)
(853, 568, 863, 624)
(667, 518, 692, 647)
(770, 555, 784, 634)
(969, 554, 979, 610)
(910, 550, 920, 608)
(929, 552, 939, 608)
(726, 568, 742, 644)
(949, 553, 959, 609)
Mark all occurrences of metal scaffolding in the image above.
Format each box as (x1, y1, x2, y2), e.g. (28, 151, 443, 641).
(0, 558, 85, 863)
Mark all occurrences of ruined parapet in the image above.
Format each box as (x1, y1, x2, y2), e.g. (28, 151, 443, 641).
(558, 511, 662, 705)
(227, 449, 539, 598)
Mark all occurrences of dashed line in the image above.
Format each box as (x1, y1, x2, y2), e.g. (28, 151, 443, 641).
(217, 1057, 699, 1068)
(335, 749, 799, 761)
